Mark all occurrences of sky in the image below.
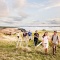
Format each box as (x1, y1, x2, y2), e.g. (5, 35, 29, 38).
(0, 0, 60, 27)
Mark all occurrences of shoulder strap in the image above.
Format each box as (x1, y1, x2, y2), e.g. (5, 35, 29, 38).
(51, 35, 54, 41)
(57, 35, 59, 40)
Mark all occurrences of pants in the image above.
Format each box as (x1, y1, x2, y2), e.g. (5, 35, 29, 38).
(52, 43, 57, 55)
(28, 36, 32, 40)
(34, 37, 38, 46)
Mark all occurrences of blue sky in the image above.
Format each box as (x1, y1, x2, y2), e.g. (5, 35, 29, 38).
(0, 0, 60, 26)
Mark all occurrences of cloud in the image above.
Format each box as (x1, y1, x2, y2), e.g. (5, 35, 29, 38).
(38, 0, 60, 11)
(11, 0, 27, 9)
(44, 3, 60, 10)
(0, 0, 60, 26)
(0, 0, 9, 17)
(26, 3, 44, 9)
(47, 18, 60, 24)
(6, 0, 28, 19)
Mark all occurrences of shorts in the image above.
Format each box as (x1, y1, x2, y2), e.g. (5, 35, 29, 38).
(52, 43, 56, 48)
(44, 43, 48, 49)
(29, 36, 32, 40)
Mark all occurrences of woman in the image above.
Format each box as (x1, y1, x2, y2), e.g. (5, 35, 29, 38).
(42, 32, 49, 54)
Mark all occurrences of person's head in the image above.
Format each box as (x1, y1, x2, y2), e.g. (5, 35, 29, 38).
(44, 32, 48, 36)
(43, 32, 48, 38)
(35, 30, 38, 33)
(54, 31, 57, 35)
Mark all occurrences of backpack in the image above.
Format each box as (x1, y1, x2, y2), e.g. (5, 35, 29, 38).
(51, 35, 58, 41)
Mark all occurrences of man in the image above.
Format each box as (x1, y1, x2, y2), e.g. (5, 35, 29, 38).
(28, 30, 32, 41)
(34, 30, 39, 46)
(51, 31, 59, 55)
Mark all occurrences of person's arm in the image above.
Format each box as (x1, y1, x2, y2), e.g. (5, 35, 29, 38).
(51, 35, 53, 45)
(57, 36, 59, 45)
(38, 33, 39, 38)
(34, 33, 35, 37)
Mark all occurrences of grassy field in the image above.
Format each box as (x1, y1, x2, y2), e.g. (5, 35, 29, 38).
(0, 31, 60, 60)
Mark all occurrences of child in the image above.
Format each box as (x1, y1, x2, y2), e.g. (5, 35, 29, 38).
(42, 32, 49, 54)
(51, 31, 59, 55)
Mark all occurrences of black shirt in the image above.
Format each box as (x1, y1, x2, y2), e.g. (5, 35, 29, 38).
(34, 33, 39, 38)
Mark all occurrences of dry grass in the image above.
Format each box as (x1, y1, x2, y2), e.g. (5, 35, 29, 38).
(0, 31, 60, 60)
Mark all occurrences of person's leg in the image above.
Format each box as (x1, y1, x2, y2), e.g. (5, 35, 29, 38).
(45, 48, 48, 54)
(45, 43, 48, 54)
(19, 39, 22, 47)
(35, 38, 38, 46)
(35, 40, 37, 46)
(55, 44, 56, 53)
(16, 40, 19, 48)
(34, 37, 36, 46)
(53, 44, 55, 55)
(26, 36, 29, 47)
(34, 40, 36, 46)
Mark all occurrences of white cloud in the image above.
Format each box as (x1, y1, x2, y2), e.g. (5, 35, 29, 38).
(0, 0, 9, 17)
(47, 18, 60, 24)
(12, 0, 27, 9)
(38, 0, 60, 11)
(26, 3, 44, 8)
(0, 0, 60, 26)
(44, 3, 60, 10)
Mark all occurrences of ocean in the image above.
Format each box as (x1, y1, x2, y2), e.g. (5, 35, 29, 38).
(20, 26, 60, 32)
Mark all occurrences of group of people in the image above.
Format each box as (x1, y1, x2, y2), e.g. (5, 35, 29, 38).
(16, 30, 32, 48)
(34, 30, 59, 55)
(16, 30, 59, 55)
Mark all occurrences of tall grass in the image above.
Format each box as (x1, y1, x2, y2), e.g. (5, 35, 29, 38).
(0, 40, 60, 60)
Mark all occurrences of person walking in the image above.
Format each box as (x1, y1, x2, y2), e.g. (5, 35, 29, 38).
(23, 31, 29, 47)
(51, 31, 59, 55)
(42, 32, 49, 54)
(16, 30, 23, 48)
(34, 30, 39, 46)
(28, 30, 32, 41)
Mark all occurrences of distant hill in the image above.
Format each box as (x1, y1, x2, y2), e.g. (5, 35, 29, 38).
(0, 26, 26, 35)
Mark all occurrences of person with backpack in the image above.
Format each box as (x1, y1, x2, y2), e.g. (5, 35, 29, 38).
(34, 30, 39, 46)
(28, 30, 32, 41)
(51, 31, 59, 55)
(42, 32, 49, 54)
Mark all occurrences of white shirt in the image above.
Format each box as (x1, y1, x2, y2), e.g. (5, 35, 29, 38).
(43, 36, 49, 44)
(53, 35, 58, 44)
(17, 33, 20, 37)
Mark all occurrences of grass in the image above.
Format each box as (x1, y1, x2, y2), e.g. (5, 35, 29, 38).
(0, 40, 60, 60)
(0, 31, 60, 60)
